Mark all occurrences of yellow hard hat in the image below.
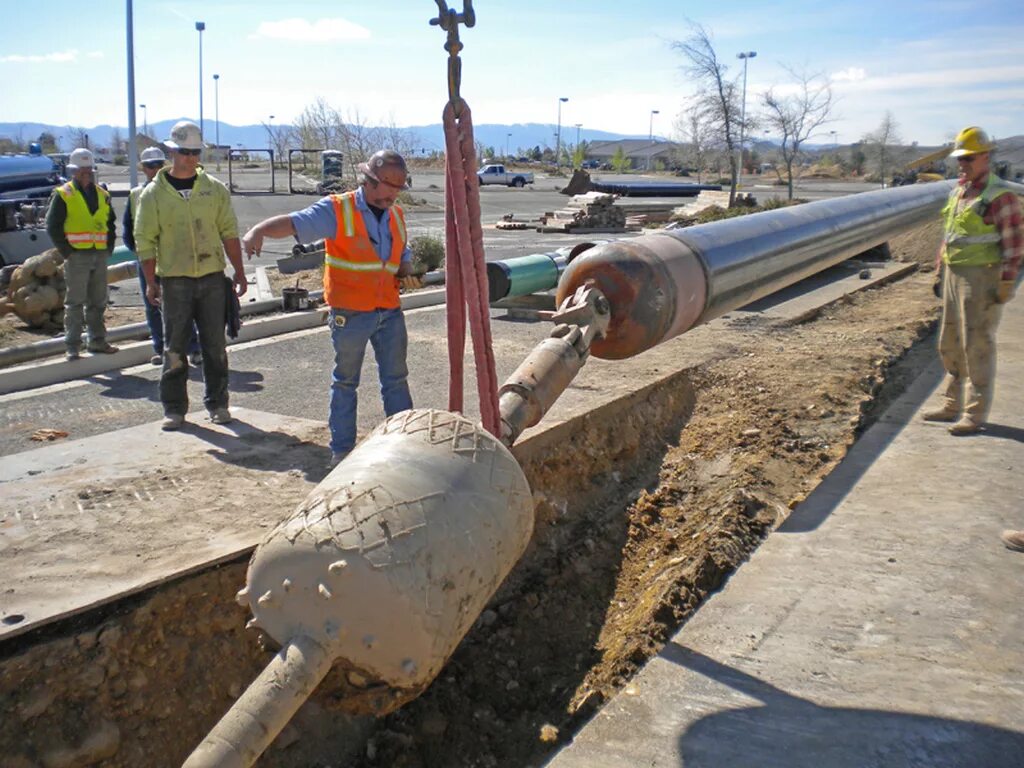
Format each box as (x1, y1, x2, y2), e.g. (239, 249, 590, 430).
(950, 126, 994, 158)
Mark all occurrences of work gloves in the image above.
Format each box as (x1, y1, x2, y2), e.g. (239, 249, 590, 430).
(996, 279, 1016, 304)
(399, 275, 423, 291)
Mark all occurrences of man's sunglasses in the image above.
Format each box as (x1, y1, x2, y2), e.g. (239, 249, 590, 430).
(142, 161, 164, 169)
(956, 156, 977, 164)
(177, 148, 202, 156)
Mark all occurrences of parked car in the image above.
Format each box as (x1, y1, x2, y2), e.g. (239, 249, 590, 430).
(581, 159, 600, 169)
(476, 164, 534, 188)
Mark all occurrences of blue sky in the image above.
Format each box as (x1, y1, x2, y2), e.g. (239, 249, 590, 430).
(1, 0, 1021, 147)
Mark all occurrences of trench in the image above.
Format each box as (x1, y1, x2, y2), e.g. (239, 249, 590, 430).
(0, 260, 942, 768)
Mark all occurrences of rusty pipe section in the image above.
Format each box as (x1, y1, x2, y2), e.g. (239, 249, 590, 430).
(557, 182, 954, 359)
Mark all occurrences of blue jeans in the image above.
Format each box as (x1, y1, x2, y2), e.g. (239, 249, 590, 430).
(137, 268, 198, 356)
(329, 307, 412, 454)
(160, 273, 229, 417)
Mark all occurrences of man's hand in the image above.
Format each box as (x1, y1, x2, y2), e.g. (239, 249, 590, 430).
(233, 271, 248, 298)
(996, 279, 1016, 304)
(241, 227, 263, 259)
(399, 275, 423, 291)
(146, 282, 161, 307)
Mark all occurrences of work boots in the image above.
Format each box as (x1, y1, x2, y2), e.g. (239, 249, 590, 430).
(922, 406, 959, 423)
(948, 416, 983, 436)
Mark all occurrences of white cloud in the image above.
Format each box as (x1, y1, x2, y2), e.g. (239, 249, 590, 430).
(0, 49, 80, 64)
(832, 67, 866, 83)
(250, 17, 371, 43)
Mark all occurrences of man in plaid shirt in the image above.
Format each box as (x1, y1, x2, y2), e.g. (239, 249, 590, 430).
(924, 126, 1021, 442)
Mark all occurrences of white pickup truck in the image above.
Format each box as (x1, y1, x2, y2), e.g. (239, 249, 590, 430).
(477, 164, 534, 188)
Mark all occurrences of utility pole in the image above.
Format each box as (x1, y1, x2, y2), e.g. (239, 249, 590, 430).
(126, 0, 139, 187)
(196, 21, 205, 142)
(555, 97, 568, 169)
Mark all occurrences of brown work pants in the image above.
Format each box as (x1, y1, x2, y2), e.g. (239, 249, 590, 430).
(937, 263, 1003, 421)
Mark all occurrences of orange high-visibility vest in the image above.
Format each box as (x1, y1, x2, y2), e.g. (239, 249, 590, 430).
(57, 181, 110, 249)
(323, 191, 407, 311)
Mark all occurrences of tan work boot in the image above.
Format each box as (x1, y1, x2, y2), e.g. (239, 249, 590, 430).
(948, 416, 982, 436)
(1001, 530, 1024, 552)
(922, 406, 959, 423)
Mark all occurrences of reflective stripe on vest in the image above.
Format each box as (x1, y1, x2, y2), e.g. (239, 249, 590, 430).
(324, 194, 400, 274)
(941, 173, 1011, 267)
(58, 182, 109, 249)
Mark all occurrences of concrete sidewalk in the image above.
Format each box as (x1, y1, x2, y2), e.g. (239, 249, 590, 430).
(547, 299, 1024, 766)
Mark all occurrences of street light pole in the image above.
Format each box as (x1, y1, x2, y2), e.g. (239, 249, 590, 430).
(574, 123, 582, 167)
(648, 109, 660, 171)
(195, 21, 205, 143)
(736, 51, 756, 187)
(555, 96, 568, 169)
(126, 0, 139, 188)
(506, 132, 511, 161)
(266, 115, 275, 150)
(829, 130, 838, 150)
(213, 74, 220, 148)
(139, 104, 147, 137)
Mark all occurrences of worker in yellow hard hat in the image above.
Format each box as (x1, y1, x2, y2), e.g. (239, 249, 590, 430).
(923, 126, 1022, 437)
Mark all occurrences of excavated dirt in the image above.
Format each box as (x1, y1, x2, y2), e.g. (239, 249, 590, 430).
(0, 221, 944, 767)
(342, 221, 944, 768)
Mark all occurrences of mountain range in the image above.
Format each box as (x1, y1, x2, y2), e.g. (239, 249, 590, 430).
(0, 120, 657, 156)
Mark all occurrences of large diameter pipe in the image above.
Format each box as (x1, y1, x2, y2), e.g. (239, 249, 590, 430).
(189, 409, 534, 767)
(485, 241, 607, 303)
(557, 182, 954, 359)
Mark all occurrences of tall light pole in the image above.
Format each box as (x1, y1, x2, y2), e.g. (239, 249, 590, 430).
(648, 109, 660, 171)
(139, 103, 148, 137)
(736, 51, 756, 185)
(555, 96, 568, 169)
(195, 21, 205, 143)
(213, 74, 220, 148)
(506, 131, 512, 160)
(126, 0, 139, 187)
(266, 115, 275, 150)
(574, 123, 582, 166)
(829, 129, 838, 150)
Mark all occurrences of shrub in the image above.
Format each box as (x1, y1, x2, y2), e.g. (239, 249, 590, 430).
(409, 233, 445, 274)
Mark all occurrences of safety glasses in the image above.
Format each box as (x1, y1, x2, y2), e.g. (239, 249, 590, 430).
(177, 148, 202, 157)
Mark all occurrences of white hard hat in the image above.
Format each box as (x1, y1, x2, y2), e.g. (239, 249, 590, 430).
(164, 120, 204, 151)
(140, 146, 167, 165)
(67, 147, 94, 171)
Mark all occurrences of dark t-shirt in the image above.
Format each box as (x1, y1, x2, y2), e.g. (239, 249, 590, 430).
(367, 203, 386, 221)
(166, 173, 197, 200)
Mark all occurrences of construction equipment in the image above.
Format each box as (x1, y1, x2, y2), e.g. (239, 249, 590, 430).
(0, 154, 61, 266)
(560, 168, 721, 197)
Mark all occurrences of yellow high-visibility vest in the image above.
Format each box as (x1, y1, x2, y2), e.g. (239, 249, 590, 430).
(57, 181, 110, 249)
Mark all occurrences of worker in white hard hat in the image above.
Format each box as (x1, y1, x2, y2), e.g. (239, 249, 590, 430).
(923, 126, 1022, 437)
(134, 120, 247, 430)
(45, 146, 119, 360)
(123, 146, 200, 366)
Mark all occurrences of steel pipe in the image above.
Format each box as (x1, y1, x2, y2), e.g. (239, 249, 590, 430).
(485, 241, 605, 303)
(558, 182, 954, 359)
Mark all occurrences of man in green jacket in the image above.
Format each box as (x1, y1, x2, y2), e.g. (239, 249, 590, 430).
(45, 147, 119, 359)
(135, 121, 248, 431)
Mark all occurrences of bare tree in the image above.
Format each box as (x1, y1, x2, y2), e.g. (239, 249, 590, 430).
(671, 23, 743, 205)
(65, 126, 90, 150)
(760, 66, 835, 199)
(674, 104, 719, 183)
(293, 97, 341, 150)
(862, 112, 902, 187)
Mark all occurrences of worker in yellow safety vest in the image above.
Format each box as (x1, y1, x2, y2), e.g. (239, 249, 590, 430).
(923, 126, 1022, 436)
(241, 149, 422, 468)
(45, 147, 119, 359)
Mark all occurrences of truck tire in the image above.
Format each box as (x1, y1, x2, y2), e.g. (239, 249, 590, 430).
(512, 177, 526, 188)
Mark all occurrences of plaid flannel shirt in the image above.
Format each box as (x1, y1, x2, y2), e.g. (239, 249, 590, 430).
(958, 177, 1024, 281)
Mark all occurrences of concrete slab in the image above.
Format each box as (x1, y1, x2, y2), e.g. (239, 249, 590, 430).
(546, 297, 1024, 766)
(0, 407, 331, 641)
